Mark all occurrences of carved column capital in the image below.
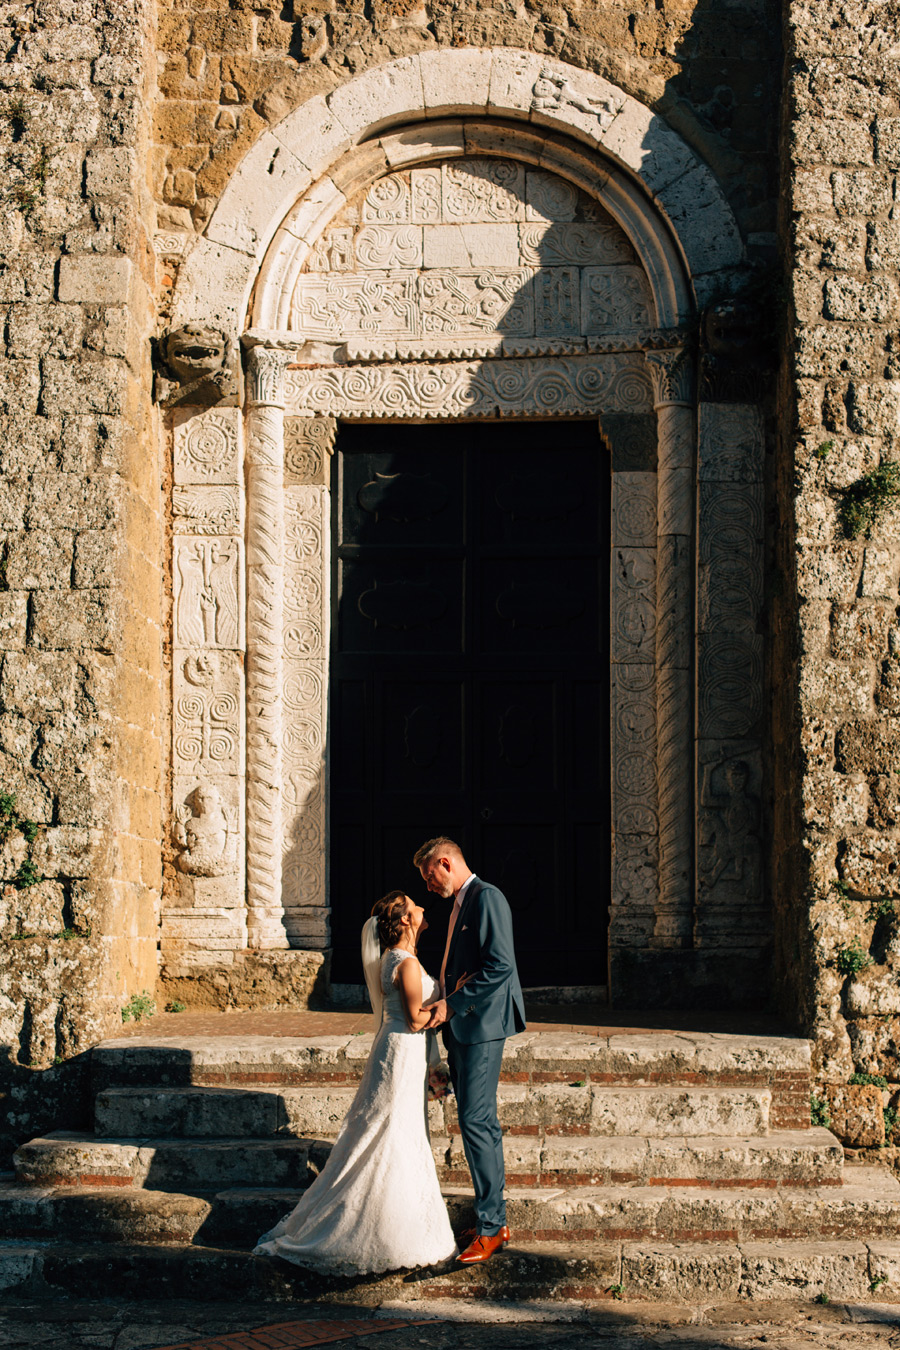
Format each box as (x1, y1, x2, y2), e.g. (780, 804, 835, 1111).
(246, 347, 292, 408)
(645, 349, 694, 409)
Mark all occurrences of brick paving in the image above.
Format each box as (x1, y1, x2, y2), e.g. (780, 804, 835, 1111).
(155, 1317, 431, 1350)
(115, 1005, 789, 1039)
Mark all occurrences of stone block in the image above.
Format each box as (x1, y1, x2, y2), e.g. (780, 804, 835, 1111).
(799, 658, 872, 717)
(326, 56, 425, 139)
(698, 404, 763, 482)
(823, 1084, 884, 1147)
(420, 47, 492, 116)
(739, 1240, 869, 1300)
(840, 835, 900, 897)
(4, 531, 72, 590)
(206, 131, 312, 259)
(0, 653, 78, 717)
(380, 122, 466, 170)
(846, 966, 900, 1017)
(422, 223, 519, 269)
(85, 148, 136, 198)
(487, 46, 541, 118)
(832, 170, 893, 217)
(31, 590, 117, 652)
(173, 407, 241, 488)
(57, 255, 132, 305)
(31, 827, 96, 880)
(874, 119, 900, 167)
(73, 530, 120, 588)
(621, 1243, 740, 1302)
(272, 95, 354, 180)
(831, 603, 892, 660)
(795, 544, 861, 601)
(40, 359, 125, 417)
(824, 276, 897, 323)
(838, 718, 900, 774)
(590, 1087, 770, 1137)
(846, 381, 900, 436)
(0, 594, 28, 652)
(170, 237, 254, 333)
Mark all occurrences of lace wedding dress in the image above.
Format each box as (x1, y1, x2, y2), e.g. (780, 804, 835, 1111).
(254, 948, 457, 1274)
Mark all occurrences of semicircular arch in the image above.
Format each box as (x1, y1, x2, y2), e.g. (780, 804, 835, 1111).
(171, 48, 744, 337)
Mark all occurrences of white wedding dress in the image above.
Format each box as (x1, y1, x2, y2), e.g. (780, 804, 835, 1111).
(254, 948, 457, 1274)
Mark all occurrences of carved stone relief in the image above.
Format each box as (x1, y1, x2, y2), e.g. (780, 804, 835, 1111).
(695, 403, 766, 949)
(284, 416, 338, 487)
(174, 538, 243, 650)
(173, 407, 240, 485)
(531, 67, 626, 132)
(169, 399, 246, 961)
(289, 159, 650, 351)
(284, 354, 654, 420)
(282, 481, 329, 946)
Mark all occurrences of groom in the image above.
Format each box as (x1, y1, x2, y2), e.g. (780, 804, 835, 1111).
(414, 836, 526, 1265)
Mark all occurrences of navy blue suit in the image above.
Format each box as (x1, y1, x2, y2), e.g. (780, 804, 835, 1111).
(442, 878, 526, 1235)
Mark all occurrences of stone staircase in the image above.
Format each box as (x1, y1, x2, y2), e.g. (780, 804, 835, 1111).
(2, 1028, 900, 1305)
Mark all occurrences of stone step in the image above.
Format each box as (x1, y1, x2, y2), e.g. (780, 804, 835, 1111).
(0, 1232, 897, 1304)
(90, 1032, 811, 1129)
(0, 1166, 894, 1251)
(14, 1127, 843, 1191)
(14, 1134, 314, 1191)
(93, 1082, 773, 1140)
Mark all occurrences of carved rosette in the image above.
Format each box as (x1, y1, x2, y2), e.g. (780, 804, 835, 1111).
(245, 348, 292, 949)
(645, 351, 695, 949)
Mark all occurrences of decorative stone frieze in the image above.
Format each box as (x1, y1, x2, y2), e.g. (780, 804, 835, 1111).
(284, 417, 337, 487)
(284, 354, 653, 420)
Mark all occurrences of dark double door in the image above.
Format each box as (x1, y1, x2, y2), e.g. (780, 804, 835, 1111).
(330, 421, 610, 987)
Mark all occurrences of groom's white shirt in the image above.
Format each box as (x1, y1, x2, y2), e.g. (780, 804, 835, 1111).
(439, 872, 475, 996)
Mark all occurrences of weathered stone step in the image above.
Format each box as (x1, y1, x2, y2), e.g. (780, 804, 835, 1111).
(14, 1134, 313, 1190)
(0, 1232, 897, 1304)
(93, 1082, 772, 1140)
(0, 1167, 894, 1251)
(14, 1127, 843, 1190)
(90, 1032, 811, 1128)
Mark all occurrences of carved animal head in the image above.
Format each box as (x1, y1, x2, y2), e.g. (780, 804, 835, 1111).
(163, 325, 229, 382)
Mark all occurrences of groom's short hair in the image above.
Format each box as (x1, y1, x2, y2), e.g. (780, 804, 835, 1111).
(413, 836, 463, 868)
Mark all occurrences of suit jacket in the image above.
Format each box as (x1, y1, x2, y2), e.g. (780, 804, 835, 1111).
(443, 877, 526, 1044)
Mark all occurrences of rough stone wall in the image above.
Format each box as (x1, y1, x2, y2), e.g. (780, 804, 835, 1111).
(778, 0, 900, 1094)
(152, 0, 781, 260)
(0, 0, 161, 1123)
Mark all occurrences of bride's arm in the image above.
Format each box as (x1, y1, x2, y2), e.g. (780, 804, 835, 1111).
(396, 959, 432, 1031)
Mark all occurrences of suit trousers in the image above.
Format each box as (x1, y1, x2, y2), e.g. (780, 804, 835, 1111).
(444, 1025, 506, 1235)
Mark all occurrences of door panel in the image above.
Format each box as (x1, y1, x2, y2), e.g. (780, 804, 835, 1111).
(330, 421, 610, 987)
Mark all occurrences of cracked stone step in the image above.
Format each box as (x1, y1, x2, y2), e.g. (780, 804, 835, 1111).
(93, 1082, 773, 1140)
(15, 1127, 843, 1190)
(0, 1235, 895, 1304)
(0, 1167, 894, 1250)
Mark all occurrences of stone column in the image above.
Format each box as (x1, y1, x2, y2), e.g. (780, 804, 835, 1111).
(646, 350, 695, 949)
(244, 347, 292, 949)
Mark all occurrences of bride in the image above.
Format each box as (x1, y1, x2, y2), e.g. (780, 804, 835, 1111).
(254, 890, 459, 1273)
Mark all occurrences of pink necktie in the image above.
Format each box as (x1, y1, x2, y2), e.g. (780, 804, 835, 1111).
(439, 897, 461, 997)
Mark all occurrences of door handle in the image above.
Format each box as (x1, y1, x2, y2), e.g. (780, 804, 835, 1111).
(481, 807, 493, 820)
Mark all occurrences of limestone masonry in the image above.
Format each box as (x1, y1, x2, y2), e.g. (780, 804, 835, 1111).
(2, 0, 900, 1163)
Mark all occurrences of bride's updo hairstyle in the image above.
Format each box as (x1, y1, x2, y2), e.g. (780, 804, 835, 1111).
(371, 890, 408, 950)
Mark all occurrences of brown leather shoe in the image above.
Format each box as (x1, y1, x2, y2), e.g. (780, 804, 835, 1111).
(457, 1228, 510, 1264)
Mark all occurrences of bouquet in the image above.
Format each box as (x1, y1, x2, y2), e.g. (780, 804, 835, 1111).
(428, 1066, 453, 1102)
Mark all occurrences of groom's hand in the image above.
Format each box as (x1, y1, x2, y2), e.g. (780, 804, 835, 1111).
(427, 998, 452, 1027)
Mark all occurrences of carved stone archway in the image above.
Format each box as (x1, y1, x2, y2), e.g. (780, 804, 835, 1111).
(165, 49, 766, 1004)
